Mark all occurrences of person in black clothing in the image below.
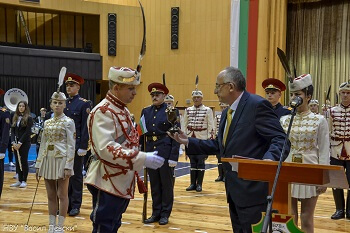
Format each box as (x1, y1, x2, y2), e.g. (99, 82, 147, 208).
(64, 73, 91, 217)
(140, 83, 180, 225)
(10, 100, 33, 188)
(262, 78, 291, 118)
(7, 110, 15, 167)
(0, 88, 10, 198)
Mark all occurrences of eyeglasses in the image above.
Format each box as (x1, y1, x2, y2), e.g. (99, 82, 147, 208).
(215, 82, 232, 90)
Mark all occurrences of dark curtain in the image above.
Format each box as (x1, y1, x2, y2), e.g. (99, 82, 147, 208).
(287, 0, 350, 106)
(0, 76, 96, 116)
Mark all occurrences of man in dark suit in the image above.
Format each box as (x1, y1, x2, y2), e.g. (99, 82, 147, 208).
(0, 88, 10, 198)
(64, 73, 91, 216)
(171, 67, 290, 232)
(140, 83, 180, 225)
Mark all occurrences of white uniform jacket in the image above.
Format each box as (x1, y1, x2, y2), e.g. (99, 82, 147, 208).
(85, 91, 147, 199)
(330, 104, 350, 160)
(183, 104, 215, 140)
(280, 110, 330, 198)
(35, 114, 76, 173)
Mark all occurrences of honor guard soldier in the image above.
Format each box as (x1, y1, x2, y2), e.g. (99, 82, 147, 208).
(85, 67, 164, 232)
(330, 81, 350, 220)
(0, 88, 10, 198)
(262, 78, 291, 118)
(214, 102, 229, 182)
(164, 94, 174, 107)
(309, 99, 319, 114)
(183, 88, 215, 192)
(140, 83, 180, 225)
(63, 73, 90, 216)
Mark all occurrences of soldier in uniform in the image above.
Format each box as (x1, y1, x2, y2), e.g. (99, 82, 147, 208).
(63, 73, 90, 216)
(262, 78, 291, 118)
(183, 88, 215, 192)
(214, 102, 229, 182)
(140, 83, 180, 225)
(164, 94, 174, 107)
(0, 88, 10, 198)
(329, 81, 350, 220)
(85, 67, 164, 232)
(309, 99, 319, 114)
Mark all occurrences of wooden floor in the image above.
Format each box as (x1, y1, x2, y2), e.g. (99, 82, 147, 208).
(1, 155, 350, 233)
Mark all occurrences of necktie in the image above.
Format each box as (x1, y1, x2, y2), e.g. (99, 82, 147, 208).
(223, 109, 234, 146)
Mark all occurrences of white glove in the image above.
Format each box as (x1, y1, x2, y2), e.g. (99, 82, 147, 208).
(168, 160, 177, 167)
(144, 152, 165, 170)
(0, 153, 5, 159)
(77, 149, 87, 156)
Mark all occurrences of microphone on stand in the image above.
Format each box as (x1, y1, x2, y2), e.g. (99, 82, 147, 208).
(261, 100, 297, 233)
(290, 96, 303, 108)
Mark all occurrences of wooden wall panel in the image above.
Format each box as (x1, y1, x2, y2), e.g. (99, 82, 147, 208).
(44, 14, 52, 46)
(60, 15, 75, 47)
(6, 8, 16, 43)
(27, 11, 36, 44)
(84, 15, 100, 53)
(36, 13, 44, 45)
(52, 14, 60, 46)
(0, 8, 6, 42)
(76, 16, 83, 48)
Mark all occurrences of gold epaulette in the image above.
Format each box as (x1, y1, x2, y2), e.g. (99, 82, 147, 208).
(79, 97, 88, 102)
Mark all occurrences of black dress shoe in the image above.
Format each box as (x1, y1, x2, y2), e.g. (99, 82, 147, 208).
(331, 210, 345, 219)
(69, 208, 80, 216)
(215, 176, 223, 182)
(186, 184, 196, 191)
(346, 210, 350, 219)
(196, 184, 202, 192)
(144, 215, 160, 224)
(159, 217, 168, 225)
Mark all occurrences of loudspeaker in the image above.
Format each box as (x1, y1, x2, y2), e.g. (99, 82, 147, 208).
(171, 7, 179, 50)
(108, 13, 117, 56)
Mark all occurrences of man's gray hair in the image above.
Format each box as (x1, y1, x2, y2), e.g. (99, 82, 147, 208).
(218, 67, 246, 91)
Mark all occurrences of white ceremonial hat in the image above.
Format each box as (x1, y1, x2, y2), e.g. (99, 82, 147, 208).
(339, 81, 350, 92)
(309, 99, 319, 106)
(165, 94, 174, 102)
(108, 67, 140, 85)
(192, 90, 203, 97)
(51, 92, 66, 101)
(289, 74, 313, 92)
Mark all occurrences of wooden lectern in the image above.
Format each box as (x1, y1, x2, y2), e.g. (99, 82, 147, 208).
(221, 158, 348, 215)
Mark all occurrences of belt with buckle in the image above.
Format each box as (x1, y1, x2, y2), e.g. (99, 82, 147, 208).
(47, 145, 54, 151)
(331, 136, 350, 142)
(146, 134, 167, 142)
(187, 127, 207, 132)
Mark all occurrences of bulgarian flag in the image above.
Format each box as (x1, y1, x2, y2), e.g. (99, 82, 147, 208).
(137, 114, 148, 135)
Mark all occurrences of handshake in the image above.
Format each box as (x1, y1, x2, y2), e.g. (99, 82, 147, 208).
(144, 151, 177, 169)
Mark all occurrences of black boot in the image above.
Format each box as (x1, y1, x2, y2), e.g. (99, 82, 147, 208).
(215, 164, 223, 182)
(346, 190, 350, 219)
(186, 170, 197, 191)
(331, 188, 345, 220)
(196, 170, 205, 192)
